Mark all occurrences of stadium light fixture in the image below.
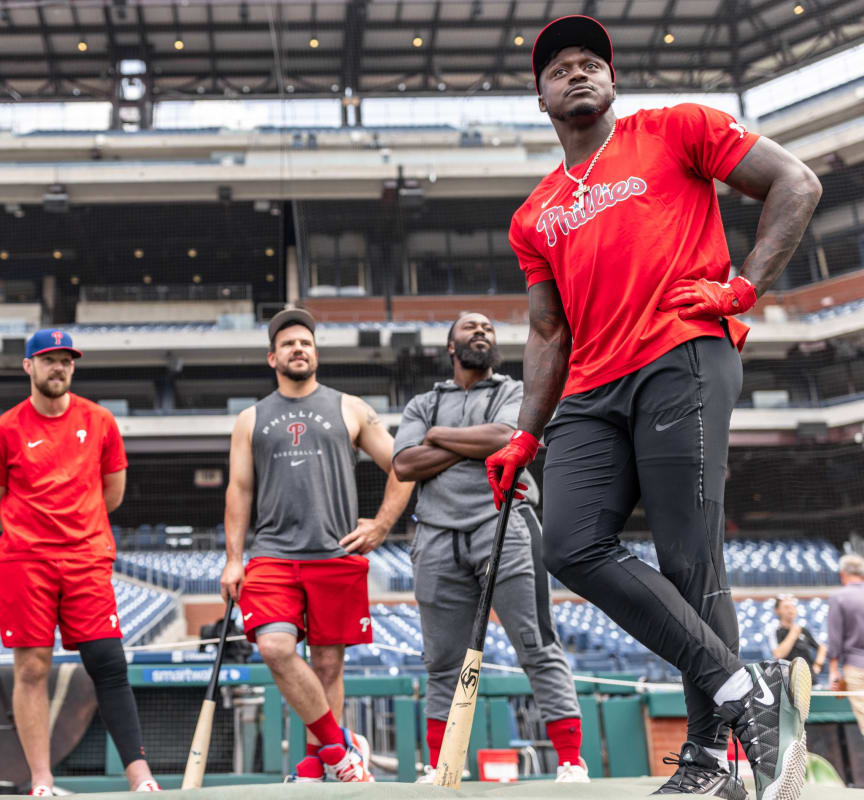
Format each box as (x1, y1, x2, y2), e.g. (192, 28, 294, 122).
(309, 36, 320, 48)
(664, 31, 675, 44)
(174, 38, 184, 50)
(513, 33, 525, 46)
(793, 3, 804, 13)
(77, 40, 88, 52)
(412, 33, 423, 47)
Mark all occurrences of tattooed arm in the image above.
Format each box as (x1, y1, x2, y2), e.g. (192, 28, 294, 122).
(341, 396, 414, 554)
(517, 280, 572, 438)
(724, 137, 822, 295)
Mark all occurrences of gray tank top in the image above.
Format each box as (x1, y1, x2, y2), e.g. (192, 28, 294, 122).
(249, 385, 358, 560)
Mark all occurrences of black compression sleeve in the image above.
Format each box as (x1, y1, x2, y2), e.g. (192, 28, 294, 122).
(78, 638, 147, 767)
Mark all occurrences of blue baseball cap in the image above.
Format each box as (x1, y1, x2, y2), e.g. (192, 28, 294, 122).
(25, 329, 83, 359)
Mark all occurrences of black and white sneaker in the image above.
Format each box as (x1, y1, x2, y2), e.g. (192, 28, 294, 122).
(715, 658, 811, 800)
(651, 741, 748, 798)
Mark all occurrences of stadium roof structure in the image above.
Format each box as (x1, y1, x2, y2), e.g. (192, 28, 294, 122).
(0, 0, 863, 126)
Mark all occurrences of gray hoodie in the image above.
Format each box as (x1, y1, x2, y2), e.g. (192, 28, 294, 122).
(393, 373, 540, 531)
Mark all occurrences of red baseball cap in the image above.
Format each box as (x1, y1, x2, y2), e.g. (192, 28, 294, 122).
(532, 15, 615, 93)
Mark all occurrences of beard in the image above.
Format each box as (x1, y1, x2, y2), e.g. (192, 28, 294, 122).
(34, 374, 70, 399)
(277, 362, 316, 382)
(453, 340, 501, 371)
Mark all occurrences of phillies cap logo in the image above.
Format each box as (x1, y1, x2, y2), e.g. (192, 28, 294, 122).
(51, 331, 64, 345)
(287, 422, 306, 446)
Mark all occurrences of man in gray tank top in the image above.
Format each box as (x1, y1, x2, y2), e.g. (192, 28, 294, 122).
(220, 309, 413, 783)
(392, 312, 588, 783)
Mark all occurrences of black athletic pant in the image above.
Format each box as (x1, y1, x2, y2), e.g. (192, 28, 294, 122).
(543, 335, 745, 748)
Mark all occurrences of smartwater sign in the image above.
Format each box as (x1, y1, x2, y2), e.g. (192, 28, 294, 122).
(141, 666, 251, 684)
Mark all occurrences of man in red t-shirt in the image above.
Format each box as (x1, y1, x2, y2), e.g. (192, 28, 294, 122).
(0, 329, 159, 794)
(486, 16, 822, 800)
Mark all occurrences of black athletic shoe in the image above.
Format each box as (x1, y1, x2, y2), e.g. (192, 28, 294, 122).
(651, 741, 749, 798)
(715, 658, 811, 800)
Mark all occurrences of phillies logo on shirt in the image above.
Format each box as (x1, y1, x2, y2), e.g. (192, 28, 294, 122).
(536, 176, 648, 247)
(287, 422, 306, 446)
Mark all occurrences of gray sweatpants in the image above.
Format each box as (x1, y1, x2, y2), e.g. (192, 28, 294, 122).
(412, 505, 581, 723)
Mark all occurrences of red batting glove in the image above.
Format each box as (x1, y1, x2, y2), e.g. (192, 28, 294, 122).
(486, 430, 540, 510)
(658, 276, 757, 321)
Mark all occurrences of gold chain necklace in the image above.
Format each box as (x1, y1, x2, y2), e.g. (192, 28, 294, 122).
(562, 120, 617, 209)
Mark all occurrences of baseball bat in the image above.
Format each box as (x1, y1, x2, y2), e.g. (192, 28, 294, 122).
(181, 596, 235, 790)
(433, 485, 519, 788)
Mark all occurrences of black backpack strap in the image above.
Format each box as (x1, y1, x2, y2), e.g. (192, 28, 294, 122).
(429, 388, 442, 427)
(482, 381, 504, 423)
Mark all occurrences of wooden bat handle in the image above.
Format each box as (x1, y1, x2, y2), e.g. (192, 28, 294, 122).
(181, 699, 216, 789)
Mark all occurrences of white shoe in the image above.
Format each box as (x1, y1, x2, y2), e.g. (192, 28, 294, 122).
(29, 786, 54, 797)
(345, 728, 371, 770)
(555, 760, 590, 783)
(319, 744, 375, 783)
(415, 765, 436, 784)
(134, 780, 161, 792)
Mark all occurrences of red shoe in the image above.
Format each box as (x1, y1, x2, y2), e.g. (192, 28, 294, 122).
(319, 744, 375, 782)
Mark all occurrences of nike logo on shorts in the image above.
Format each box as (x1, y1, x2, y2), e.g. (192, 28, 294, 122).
(655, 416, 688, 432)
(27, 440, 43, 448)
(290, 459, 306, 466)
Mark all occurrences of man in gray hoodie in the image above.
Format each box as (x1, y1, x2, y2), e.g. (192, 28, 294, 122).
(392, 312, 586, 783)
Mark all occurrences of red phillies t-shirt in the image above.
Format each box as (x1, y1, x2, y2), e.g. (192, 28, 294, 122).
(509, 103, 759, 396)
(0, 393, 127, 560)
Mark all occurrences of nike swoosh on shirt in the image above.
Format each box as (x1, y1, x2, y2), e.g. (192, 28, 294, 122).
(27, 440, 43, 448)
(290, 459, 306, 466)
(541, 190, 562, 209)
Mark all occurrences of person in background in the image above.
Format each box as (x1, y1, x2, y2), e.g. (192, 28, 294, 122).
(769, 595, 826, 680)
(827, 553, 864, 737)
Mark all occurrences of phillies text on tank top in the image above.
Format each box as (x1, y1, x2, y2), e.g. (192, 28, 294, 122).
(249, 384, 358, 559)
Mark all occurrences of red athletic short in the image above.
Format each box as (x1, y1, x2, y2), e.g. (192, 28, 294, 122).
(0, 557, 122, 650)
(239, 556, 373, 646)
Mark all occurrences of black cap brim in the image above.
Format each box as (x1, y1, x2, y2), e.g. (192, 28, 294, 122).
(532, 15, 615, 92)
(268, 308, 317, 343)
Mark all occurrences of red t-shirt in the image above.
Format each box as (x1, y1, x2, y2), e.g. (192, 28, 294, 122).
(0, 393, 127, 561)
(509, 103, 759, 396)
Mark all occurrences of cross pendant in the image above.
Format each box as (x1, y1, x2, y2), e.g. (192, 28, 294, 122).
(572, 182, 589, 209)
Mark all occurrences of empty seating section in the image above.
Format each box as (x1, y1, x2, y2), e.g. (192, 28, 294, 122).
(550, 538, 840, 591)
(115, 550, 242, 593)
(0, 578, 176, 661)
(114, 539, 841, 595)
